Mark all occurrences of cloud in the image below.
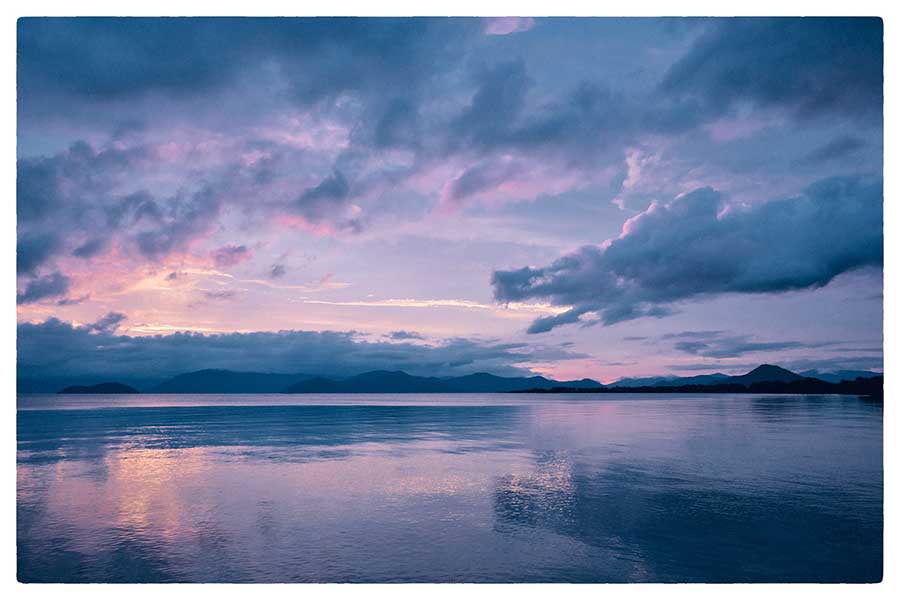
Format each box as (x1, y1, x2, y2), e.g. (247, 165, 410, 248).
(18, 18, 478, 111)
(18, 141, 150, 226)
(87, 311, 127, 334)
(661, 330, 883, 362)
(56, 294, 89, 306)
(18, 19, 884, 262)
(387, 330, 425, 340)
(663, 330, 807, 359)
(18, 18, 241, 102)
(16, 316, 586, 382)
(17, 140, 224, 280)
(451, 59, 534, 153)
(203, 290, 239, 301)
(211, 244, 253, 267)
(302, 297, 568, 317)
(16, 19, 485, 269)
(72, 237, 109, 259)
(133, 185, 223, 260)
(444, 160, 521, 204)
(661, 18, 883, 120)
(17, 232, 61, 275)
(16, 271, 71, 304)
(290, 170, 356, 228)
(15, 17, 885, 341)
(16, 141, 149, 276)
(268, 263, 287, 279)
(483, 17, 536, 36)
(493, 175, 882, 332)
(798, 135, 867, 165)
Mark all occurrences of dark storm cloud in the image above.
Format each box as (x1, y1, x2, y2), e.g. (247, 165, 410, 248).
(16, 317, 584, 381)
(661, 18, 883, 120)
(493, 175, 883, 332)
(16, 271, 71, 305)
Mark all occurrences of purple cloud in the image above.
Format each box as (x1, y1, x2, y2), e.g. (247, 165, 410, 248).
(493, 175, 883, 332)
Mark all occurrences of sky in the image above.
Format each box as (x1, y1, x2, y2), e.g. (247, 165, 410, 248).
(16, 17, 884, 385)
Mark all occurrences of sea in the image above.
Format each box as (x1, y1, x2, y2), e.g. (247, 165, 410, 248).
(17, 392, 883, 583)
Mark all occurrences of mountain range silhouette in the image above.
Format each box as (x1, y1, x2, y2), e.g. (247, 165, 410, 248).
(51, 364, 881, 396)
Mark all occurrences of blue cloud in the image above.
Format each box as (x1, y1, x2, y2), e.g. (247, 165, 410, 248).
(17, 271, 71, 305)
(661, 18, 882, 120)
(493, 175, 883, 332)
(16, 317, 586, 382)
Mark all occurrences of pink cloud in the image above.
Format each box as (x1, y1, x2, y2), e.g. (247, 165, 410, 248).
(274, 213, 343, 236)
(483, 17, 536, 36)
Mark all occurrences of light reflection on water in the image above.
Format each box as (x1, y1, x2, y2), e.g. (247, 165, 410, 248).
(17, 394, 882, 582)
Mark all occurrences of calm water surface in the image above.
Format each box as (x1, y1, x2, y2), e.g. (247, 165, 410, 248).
(17, 393, 882, 583)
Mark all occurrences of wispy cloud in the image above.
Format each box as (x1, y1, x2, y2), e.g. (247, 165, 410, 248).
(303, 297, 571, 316)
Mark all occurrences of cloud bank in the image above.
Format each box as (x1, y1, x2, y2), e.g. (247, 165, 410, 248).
(17, 316, 585, 384)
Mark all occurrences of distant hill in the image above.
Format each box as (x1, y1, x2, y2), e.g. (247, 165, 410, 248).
(727, 364, 805, 385)
(441, 372, 600, 393)
(152, 369, 313, 393)
(613, 373, 730, 387)
(283, 371, 452, 393)
(281, 370, 603, 394)
(58, 382, 139, 394)
(33, 364, 877, 396)
(800, 369, 883, 384)
(513, 364, 882, 398)
(102, 368, 604, 394)
(612, 365, 804, 388)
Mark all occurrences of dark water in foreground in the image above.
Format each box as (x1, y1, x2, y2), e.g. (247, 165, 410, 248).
(17, 393, 882, 583)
